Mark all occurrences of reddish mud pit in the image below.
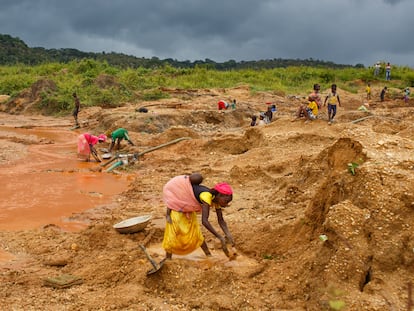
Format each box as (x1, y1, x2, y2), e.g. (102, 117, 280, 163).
(0, 126, 131, 231)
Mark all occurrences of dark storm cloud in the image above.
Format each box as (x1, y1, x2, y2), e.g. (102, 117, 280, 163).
(0, 0, 413, 67)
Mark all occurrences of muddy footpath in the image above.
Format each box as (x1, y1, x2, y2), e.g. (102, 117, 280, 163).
(0, 84, 414, 310)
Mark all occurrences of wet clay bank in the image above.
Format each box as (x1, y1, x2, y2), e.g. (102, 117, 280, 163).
(0, 114, 131, 231)
(1, 85, 414, 310)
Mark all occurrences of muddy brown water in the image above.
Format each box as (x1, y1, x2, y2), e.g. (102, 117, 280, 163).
(0, 125, 131, 232)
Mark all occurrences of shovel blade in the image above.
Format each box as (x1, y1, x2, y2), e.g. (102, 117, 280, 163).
(139, 245, 165, 275)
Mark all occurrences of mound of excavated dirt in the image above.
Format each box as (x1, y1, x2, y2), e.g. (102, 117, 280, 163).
(1, 84, 414, 310)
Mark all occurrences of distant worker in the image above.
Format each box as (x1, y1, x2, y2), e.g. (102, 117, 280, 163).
(250, 115, 257, 126)
(324, 84, 341, 124)
(264, 106, 273, 124)
(217, 100, 229, 111)
(108, 128, 135, 152)
(385, 62, 391, 81)
(231, 99, 236, 110)
(404, 87, 410, 104)
(309, 84, 322, 108)
(380, 86, 387, 102)
(365, 83, 371, 100)
(258, 113, 266, 125)
(77, 133, 107, 162)
(374, 62, 381, 77)
(294, 95, 319, 122)
(72, 92, 80, 128)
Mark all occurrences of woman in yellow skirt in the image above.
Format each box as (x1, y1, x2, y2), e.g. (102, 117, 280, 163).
(162, 173, 234, 259)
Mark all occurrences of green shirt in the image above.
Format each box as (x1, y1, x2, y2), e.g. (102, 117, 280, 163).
(111, 128, 130, 140)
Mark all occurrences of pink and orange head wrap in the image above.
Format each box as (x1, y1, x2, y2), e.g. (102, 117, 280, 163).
(213, 182, 233, 195)
(98, 134, 107, 142)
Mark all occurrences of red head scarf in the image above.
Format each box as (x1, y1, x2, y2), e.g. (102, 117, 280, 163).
(213, 182, 233, 195)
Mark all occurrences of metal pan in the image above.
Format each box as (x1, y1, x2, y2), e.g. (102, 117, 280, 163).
(102, 153, 112, 159)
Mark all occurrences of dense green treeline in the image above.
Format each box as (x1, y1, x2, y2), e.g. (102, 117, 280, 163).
(1, 33, 359, 70)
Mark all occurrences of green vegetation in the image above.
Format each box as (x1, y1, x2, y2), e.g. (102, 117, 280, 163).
(327, 287, 346, 311)
(0, 34, 357, 69)
(347, 158, 365, 176)
(1, 60, 413, 116)
(0, 34, 413, 116)
(347, 162, 359, 176)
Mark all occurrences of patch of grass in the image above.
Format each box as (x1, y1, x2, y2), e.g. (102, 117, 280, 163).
(1, 61, 414, 116)
(347, 162, 359, 176)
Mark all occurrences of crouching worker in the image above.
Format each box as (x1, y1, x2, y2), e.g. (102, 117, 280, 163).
(217, 100, 229, 111)
(294, 95, 319, 122)
(162, 173, 235, 260)
(108, 128, 134, 152)
(77, 133, 107, 162)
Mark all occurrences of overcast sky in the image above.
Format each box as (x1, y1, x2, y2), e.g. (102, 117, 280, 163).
(1, 0, 413, 67)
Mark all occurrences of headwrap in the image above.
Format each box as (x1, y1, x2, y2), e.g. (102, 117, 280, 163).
(98, 134, 107, 142)
(213, 182, 233, 195)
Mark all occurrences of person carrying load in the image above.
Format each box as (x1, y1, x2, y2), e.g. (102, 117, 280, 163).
(162, 173, 235, 260)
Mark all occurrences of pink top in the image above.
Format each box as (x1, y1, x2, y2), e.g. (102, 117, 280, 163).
(83, 133, 100, 146)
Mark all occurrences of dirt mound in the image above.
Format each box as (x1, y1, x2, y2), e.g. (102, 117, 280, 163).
(0, 79, 57, 114)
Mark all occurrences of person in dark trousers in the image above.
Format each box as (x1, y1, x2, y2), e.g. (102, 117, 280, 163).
(324, 84, 341, 124)
(264, 106, 273, 123)
(380, 86, 387, 102)
(72, 92, 80, 127)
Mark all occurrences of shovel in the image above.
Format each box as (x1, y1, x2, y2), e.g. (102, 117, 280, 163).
(139, 244, 165, 275)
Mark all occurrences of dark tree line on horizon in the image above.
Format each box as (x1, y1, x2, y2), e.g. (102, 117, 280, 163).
(0, 34, 363, 70)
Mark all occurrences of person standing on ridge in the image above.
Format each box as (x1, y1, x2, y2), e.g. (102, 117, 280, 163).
(72, 92, 80, 128)
(385, 62, 391, 81)
(374, 62, 381, 77)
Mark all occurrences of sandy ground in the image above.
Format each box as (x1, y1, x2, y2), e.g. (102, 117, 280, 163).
(1, 84, 414, 310)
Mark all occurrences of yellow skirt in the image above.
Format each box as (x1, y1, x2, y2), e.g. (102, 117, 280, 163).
(162, 210, 204, 255)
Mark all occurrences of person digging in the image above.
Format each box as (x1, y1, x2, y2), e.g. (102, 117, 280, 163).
(108, 128, 135, 152)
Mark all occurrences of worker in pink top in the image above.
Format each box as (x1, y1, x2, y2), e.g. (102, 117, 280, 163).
(77, 133, 107, 162)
